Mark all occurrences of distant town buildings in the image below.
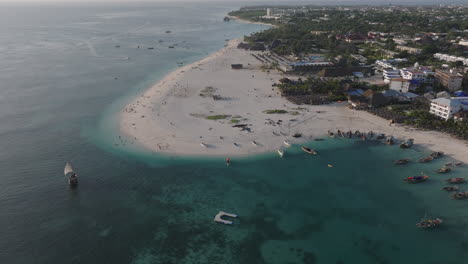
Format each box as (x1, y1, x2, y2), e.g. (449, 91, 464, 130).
(434, 53, 468, 66)
(430, 97, 468, 120)
(435, 69, 464, 92)
(396, 45, 422, 54)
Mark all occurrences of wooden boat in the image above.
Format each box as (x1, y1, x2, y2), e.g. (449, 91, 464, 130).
(277, 149, 284, 158)
(419, 156, 433, 163)
(455, 162, 464, 166)
(403, 175, 429, 183)
(283, 140, 291, 147)
(445, 162, 453, 167)
(442, 186, 459, 192)
(395, 159, 410, 165)
(376, 134, 385, 140)
(416, 217, 442, 228)
(354, 130, 361, 137)
(446, 177, 467, 184)
(200, 143, 208, 148)
(367, 131, 374, 138)
(301, 146, 317, 155)
(64, 162, 78, 188)
(430, 151, 444, 159)
(399, 138, 414, 149)
(451, 192, 468, 200)
(346, 130, 352, 138)
(436, 167, 451, 173)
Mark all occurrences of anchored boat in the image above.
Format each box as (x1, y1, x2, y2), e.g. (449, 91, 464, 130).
(403, 175, 428, 183)
(64, 162, 78, 188)
(277, 149, 284, 158)
(301, 146, 317, 155)
(395, 159, 410, 165)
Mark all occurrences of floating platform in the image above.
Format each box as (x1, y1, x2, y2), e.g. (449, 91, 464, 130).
(214, 211, 238, 225)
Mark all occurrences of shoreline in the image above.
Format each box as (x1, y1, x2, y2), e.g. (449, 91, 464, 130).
(118, 20, 468, 163)
(227, 15, 277, 28)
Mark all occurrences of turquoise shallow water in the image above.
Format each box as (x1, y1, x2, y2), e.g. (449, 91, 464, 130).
(1, 2, 468, 264)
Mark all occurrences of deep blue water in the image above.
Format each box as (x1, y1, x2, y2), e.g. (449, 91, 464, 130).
(1, 2, 468, 264)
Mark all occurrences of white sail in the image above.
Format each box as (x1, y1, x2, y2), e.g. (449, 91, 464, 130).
(64, 162, 74, 176)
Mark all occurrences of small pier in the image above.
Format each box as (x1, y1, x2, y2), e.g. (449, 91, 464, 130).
(214, 211, 238, 225)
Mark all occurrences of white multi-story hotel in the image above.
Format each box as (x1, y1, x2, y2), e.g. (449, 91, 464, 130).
(430, 97, 468, 120)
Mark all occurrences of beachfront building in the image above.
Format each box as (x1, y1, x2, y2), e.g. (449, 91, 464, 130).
(430, 97, 468, 120)
(389, 78, 411, 93)
(435, 69, 464, 92)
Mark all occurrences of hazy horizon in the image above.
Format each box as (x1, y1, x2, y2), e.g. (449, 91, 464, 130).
(0, 0, 467, 6)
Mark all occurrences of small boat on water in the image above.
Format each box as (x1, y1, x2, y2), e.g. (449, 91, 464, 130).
(451, 191, 468, 200)
(400, 138, 414, 149)
(436, 167, 451, 173)
(455, 162, 464, 166)
(446, 177, 467, 184)
(419, 156, 434, 163)
(301, 146, 317, 155)
(283, 140, 291, 147)
(395, 159, 410, 165)
(443, 186, 459, 192)
(386, 136, 394, 145)
(214, 211, 237, 225)
(277, 149, 284, 158)
(367, 131, 374, 138)
(354, 130, 361, 137)
(226, 158, 230, 166)
(200, 143, 208, 148)
(445, 162, 453, 167)
(64, 162, 78, 188)
(430, 151, 444, 159)
(416, 216, 442, 228)
(346, 130, 352, 138)
(403, 175, 429, 183)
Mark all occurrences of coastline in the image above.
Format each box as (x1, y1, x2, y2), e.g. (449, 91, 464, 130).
(227, 15, 278, 28)
(118, 20, 468, 163)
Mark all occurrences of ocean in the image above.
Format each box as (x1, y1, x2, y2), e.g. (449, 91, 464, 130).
(1, 2, 468, 264)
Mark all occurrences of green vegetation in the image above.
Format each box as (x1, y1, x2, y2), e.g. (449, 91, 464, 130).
(263, 109, 288, 114)
(206, 115, 231, 120)
(230, 119, 240, 124)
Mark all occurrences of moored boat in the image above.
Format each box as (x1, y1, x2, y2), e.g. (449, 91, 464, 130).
(301, 146, 317, 155)
(442, 186, 459, 192)
(399, 138, 414, 149)
(403, 175, 429, 183)
(226, 158, 230, 166)
(277, 149, 284, 158)
(367, 131, 374, 138)
(376, 133, 385, 140)
(419, 156, 434, 163)
(451, 191, 468, 200)
(251, 140, 259, 146)
(430, 151, 444, 159)
(64, 162, 78, 188)
(446, 177, 467, 184)
(436, 167, 451, 173)
(416, 217, 442, 228)
(395, 159, 410, 165)
(283, 140, 291, 147)
(455, 162, 464, 166)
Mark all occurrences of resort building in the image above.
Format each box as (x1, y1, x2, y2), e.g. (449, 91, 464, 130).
(430, 97, 468, 120)
(434, 69, 464, 92)
(389, 78, 411, 93)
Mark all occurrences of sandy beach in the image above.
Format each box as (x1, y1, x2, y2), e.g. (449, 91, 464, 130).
(120, 38, 468, 162)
